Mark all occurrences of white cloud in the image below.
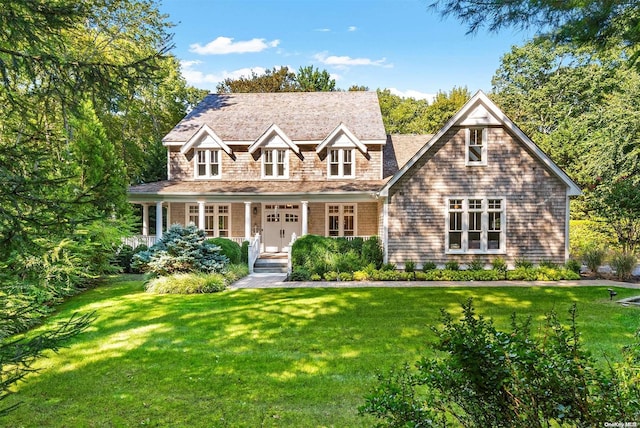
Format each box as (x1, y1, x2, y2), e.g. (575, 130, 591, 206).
(313, 52, 391, 68)
(348, 26, 357, 32)
(387, 87, 437, 102)
(315, 28, 331, 32)
(189, 36, 280, 55)
(180, 61, 267, 90)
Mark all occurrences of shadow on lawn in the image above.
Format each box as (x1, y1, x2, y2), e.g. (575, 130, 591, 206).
(3, 282, 639, 426)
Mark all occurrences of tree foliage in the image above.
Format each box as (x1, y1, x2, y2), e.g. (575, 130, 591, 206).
(0, 0, 197, 411)
(429, 0, 640, 66)
(216, 65, 338, 93)
(216, 66, 299, 93)
(377, 87, 469, 134)
(296, 65, 337, 91)
(361, 299, 640, 426)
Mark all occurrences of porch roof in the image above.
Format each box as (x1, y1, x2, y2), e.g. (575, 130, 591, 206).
(128, 180, 385, 202)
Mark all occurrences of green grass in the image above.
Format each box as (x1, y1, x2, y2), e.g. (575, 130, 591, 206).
(3, 276, 639, 427)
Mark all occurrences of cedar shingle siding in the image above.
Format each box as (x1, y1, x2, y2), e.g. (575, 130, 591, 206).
(387, 126, 567, 267)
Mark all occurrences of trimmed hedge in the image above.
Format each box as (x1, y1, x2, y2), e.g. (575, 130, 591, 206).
(301, 266, 581, 282)
(207, 237, 242, 265)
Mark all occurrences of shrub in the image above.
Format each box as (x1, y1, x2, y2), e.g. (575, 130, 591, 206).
(404, 260, 416, 273)
(240, 240, 249, 264)
(362, 236, 384, 269)
(539, 259, 557, 269)
(353, 270, 370, 281)
(422, 261, 437, 272)
(114, 245, 134, 273)
(338, 272, 353, 281)
(514, 258, 533, 269)
(223, 264, 249, 283)
(292, 235, 339, 275)
(323, 271, 338, 281)
(133, 224, 228, 276)
(207, 238, 242, 265)
(444, 261, 459, 271)
(145, 272, 227, 294)
(582, 245, 607, 275)
(289, 267, 311, 281)
(361, 300, 640, 426)
(381, 263, 396, 271)
(310, 273, 322, 281)
(492, 257, 507, 272)
(610, 252, 637, 280)
(334, 251, 363, 273)
(565, 258, 582, 274)
(468, 259, 485, 271)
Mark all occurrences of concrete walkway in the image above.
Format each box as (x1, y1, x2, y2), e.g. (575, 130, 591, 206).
(229, 274, 640, 290)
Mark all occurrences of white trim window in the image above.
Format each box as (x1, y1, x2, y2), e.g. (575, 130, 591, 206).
(263, 148, 288, 178)
(326, 204, 356, 236)
(328, 148, 355, 178)
(187, 204, 230, 237)
(446, 197, 505, 254)
(194, 149, 221, 179)
(465, 128, 487, 166)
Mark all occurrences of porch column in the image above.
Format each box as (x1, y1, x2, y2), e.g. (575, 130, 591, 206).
(166, 203, 171, 231)
(155, 201, 163, 240)
(301, 200, 308, 236)
(382, 197, 389, 264)
(197, 200, 206, 231)
(142, 203, 149, 236)
(244, 201, 252, 240)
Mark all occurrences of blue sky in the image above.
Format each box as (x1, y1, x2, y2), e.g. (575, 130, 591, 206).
(159, 0, 532, 100)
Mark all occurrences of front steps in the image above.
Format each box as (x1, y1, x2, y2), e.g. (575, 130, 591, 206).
(253, 254, 288, 274)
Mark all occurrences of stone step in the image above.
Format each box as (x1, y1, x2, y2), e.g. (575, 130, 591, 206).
(253, 257, 288, 274)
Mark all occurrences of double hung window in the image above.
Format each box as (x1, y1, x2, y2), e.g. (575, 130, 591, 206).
(466, 128, 487, 166)
(446, 198, 504, 253)
(328, 148, 354, 178)
(195, 149, 220, 178)
(263, 149, 288, 178)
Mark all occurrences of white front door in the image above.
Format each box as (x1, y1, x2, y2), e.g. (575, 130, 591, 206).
(263, 204, 301, 252)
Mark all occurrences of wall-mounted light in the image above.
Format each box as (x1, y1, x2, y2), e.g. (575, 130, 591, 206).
(253, 206, 258, 215)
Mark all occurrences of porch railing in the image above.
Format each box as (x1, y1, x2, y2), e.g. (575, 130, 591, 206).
(248, 233, 260, 274)
(122, 235, 158, 248)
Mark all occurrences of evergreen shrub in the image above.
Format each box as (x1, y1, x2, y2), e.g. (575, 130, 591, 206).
(207, 238, 241, 264)
(133, 224, 228, 276)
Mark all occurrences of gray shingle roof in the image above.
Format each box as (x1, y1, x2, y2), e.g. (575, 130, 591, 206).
(163, 92, 387, 143)
(129, 180, 385, 196)
(383, 134, 433, 179)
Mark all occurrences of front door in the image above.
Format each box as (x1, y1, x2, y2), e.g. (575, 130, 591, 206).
(263, 204, 301, 252)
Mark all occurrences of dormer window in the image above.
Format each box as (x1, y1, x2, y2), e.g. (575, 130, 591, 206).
(263, 148, 288, 178)
(466, 128, 487, 166)
(195, 149, 220, 179)
(328, 148, 354, 178)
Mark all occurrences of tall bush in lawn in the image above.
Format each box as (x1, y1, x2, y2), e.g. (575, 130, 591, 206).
(133, 224, 228, 276)
(361, 300, 640, 426)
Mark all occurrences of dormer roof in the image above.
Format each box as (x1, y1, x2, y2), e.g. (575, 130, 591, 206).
(316, 123, 368, 154)
(248, 123, 300, 154)
(179, 124, 232, 155)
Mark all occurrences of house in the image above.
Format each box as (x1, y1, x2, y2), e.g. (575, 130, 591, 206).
(127, 91, 580, 269)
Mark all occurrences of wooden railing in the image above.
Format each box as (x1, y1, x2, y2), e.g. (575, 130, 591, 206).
(248, 233, 260, 274)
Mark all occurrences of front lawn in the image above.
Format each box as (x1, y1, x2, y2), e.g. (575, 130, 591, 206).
(3, 276, 639, 427)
